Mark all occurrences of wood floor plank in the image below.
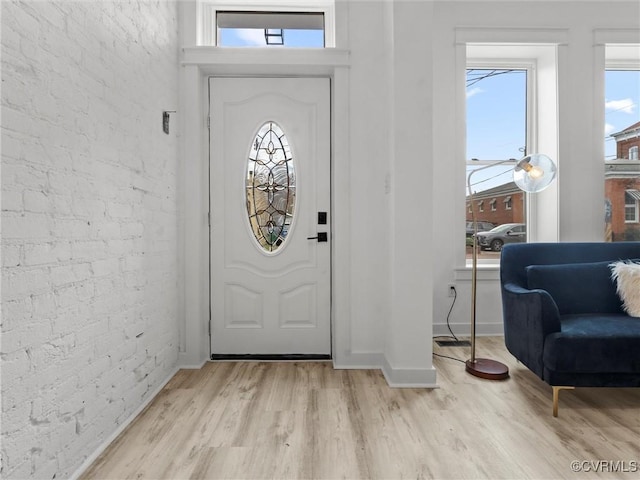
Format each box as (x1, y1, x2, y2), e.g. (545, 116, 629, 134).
(81, 338, 640, 480)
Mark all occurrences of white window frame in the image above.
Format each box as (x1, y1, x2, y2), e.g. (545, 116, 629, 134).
(461, 42, 561, 269)
(490, 198, 497, 211)
(198, 0, 335, 47)
(630, 145, 639, 160)
(625, 190, 639, 223)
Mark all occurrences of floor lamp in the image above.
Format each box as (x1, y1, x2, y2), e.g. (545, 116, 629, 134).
(466, 153, 557, 380)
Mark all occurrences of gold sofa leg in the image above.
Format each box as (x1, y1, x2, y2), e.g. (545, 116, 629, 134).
(552, 386, 575, 417)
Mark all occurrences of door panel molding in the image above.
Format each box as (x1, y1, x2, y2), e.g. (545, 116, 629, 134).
(224, 261, 318, 278)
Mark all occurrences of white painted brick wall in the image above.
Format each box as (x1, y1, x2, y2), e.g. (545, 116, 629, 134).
(1, 1, 180, 478)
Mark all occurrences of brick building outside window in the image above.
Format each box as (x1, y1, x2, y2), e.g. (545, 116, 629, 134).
(466, 182, 525, 227)
(606, 121, 640, 241)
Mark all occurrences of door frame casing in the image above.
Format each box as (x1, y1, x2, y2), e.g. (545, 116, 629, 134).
(178, 49, 355, 369)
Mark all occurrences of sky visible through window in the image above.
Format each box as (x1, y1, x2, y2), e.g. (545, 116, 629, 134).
(466, 69, 527, 162)
(605, 70, 640, 159)
(466, 69, 526, 193)
(466, 68, 640, 193)
(219, 28, 324, 47)
(466, 70, 640, 162)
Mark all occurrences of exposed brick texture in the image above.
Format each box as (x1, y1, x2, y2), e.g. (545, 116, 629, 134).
(1, 1, 179, 478)
(605, 176, 640, 241)
(466, 191, 525, 226)
(616, 133, 640, 160)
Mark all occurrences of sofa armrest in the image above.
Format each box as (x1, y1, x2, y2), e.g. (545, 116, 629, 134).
(502, 282, 562, 379)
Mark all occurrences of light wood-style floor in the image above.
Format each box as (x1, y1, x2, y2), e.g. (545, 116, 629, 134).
(82, 337, 640, 479)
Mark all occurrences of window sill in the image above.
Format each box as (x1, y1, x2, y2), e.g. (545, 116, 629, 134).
(455, 263, 501, 282)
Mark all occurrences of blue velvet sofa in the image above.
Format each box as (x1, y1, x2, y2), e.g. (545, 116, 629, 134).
(500, 242, 640, 416)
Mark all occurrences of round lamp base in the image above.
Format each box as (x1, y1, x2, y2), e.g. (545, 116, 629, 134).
(465, 358, 509, 380)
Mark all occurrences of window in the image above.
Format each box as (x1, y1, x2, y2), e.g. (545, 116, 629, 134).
(464, 43, 560, 264)
(625, 190, 640, 223)
(199, 2, 335, 47)
(604, 48, 640, 241)
(465, 63, 529, 260)
(217, 11, 324, 47)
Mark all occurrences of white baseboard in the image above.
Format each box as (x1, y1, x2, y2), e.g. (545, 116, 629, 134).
(335, 352, 438, 388)
(333, 351, 385, 370)
(381, 355, 438, 388)
(69, 366, 179, 480)
(178, 351, 209, 369)
(178, 359, 208, 369)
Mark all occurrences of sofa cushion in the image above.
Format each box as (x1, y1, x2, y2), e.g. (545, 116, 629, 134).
(610, 260, 640, 317)
(544, 314, 640, 373)
(526, 261, 623, 315)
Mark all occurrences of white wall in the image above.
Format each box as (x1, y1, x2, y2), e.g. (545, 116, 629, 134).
(342, 0, 640, 380)
(341, 0, 636, 380)
(343, 1, 391, 358)
(176, 0, 438, 384)
(177, 0, 639, 385)
(431, 0, 640, 337)
(1, 1, 180, 478)
(385, 0, 436, 384)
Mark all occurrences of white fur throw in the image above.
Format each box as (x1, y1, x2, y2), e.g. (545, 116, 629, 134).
(610, 260, 640, 317)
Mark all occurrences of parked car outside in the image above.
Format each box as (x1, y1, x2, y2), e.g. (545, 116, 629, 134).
(476, 223, 526, 251)
(465, 220, 496, 237)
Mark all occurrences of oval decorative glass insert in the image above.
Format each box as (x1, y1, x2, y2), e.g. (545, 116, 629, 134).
(246, 121, 296, 252)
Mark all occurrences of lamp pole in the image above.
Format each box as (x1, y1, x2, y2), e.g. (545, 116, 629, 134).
(465, 153, 557, 380)
(466, 159, 515, 380)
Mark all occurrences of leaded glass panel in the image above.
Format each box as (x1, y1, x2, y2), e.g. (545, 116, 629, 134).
(246, 121, 296, 252)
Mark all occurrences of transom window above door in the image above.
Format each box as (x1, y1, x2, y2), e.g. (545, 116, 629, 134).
(198, 1, 335, 47)
(218, 11, 324, 47)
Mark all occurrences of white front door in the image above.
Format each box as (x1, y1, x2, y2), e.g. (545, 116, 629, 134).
(209, 77, 331, 356)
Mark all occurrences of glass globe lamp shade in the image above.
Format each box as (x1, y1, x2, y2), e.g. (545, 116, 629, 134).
(513, 154, 557, 193)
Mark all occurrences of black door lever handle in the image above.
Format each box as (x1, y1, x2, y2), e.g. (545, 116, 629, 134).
(307, 232, 328, 242)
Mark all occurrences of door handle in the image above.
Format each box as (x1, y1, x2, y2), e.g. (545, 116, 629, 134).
(307, 232, 328, 242)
